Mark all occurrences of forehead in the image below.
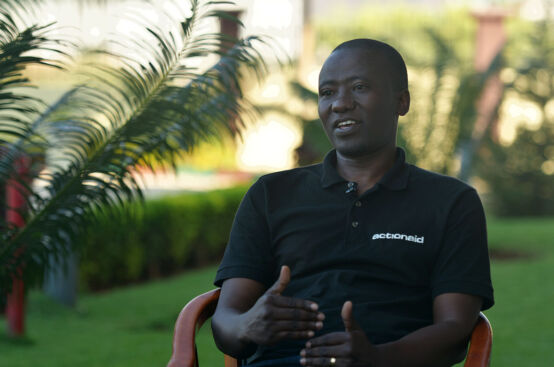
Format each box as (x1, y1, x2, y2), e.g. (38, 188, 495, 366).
(319, 48, 388, 85)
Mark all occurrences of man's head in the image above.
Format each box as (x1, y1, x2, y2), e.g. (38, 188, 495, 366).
(318, 38, 410, 158)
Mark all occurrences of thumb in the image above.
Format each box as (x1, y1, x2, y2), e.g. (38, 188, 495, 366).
(268, 265, 290, 295)
(341, 301, 362, 332)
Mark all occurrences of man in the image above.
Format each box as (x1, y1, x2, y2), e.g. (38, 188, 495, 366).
(211, 39, 494, 367)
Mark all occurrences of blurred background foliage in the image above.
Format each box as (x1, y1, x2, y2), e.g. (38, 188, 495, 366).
(289, 4, 554, 216)
(475, 11, 554, 216)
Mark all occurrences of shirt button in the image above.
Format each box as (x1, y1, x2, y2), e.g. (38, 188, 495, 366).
(355, 201, 362, 207)
(352, 221, 359, 228)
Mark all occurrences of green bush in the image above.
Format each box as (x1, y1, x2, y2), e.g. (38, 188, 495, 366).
(477, 125, 554, 217)
(78, 185, 248, 290)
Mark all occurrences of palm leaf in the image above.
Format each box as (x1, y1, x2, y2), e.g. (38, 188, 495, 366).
(1, 5, 68, 246)
(0, 0, 269, 289)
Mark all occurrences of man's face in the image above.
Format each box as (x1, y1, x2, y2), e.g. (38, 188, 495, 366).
(318, 48, 409, 158)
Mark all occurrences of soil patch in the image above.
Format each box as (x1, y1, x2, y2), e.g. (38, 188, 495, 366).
(490, 248, 536, 261)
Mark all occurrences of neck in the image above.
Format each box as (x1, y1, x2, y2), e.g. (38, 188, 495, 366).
(336, 146, 397, 194)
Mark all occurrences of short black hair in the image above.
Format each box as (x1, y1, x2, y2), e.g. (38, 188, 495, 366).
(333, 39, 408, 92)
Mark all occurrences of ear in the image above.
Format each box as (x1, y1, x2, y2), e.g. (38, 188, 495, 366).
(397, 89, 410, 116)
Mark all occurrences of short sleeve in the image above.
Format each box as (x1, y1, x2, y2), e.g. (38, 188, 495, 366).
(214, 178, 275, 288)
(431, 189, 494, 310)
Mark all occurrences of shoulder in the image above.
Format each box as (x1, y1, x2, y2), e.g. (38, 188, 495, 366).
(407, 164, 476, 196)
(241, 163, 325, 211)
(403, 164, 483, 214)
(255, 163, 324, 189)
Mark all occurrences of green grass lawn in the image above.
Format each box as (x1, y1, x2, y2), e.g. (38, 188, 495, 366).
(1, 217, 553, 367)
(0, 266, 222, 367)
(484, 217, 554, 367)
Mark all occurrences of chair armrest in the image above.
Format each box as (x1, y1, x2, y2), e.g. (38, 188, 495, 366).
(463, 312, 493, 367)
(168, 289, 221, 367)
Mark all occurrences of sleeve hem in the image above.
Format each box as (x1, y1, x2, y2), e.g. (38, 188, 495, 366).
(214, 265, 274, 288)
(432, 280, 494, 310)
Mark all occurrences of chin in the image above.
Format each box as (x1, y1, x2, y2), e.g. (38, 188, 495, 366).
(335, 141, 394, 159)
(335, 144, 370, 158)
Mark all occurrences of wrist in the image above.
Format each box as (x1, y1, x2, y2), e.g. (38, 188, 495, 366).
(231, 313, 257, 358)
(236, 313, 251, 345)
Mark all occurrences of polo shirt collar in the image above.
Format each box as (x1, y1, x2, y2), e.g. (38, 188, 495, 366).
(321, 147, 410, 191)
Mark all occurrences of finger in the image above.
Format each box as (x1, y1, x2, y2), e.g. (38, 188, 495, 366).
(275, 329, 317, 340)
(270, 306, 325, 321)
(305, 332, 349, 348)
(268, 265, 290, 295)
(341, 301, 353, 331)
(301, 344, 345, 358)
(270, 295, 321, 313)
(301, 356, 343, 367)
(341, 301, 361, 332)
(271, 319, 324, 333)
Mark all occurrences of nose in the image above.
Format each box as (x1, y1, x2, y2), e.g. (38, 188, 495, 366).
(331, 90, 354, 112)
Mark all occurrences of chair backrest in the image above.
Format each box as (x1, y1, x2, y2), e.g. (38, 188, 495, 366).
(168, 289, 492, 367)
(167, 289, 236, 367)
(464, 312, 493, 367)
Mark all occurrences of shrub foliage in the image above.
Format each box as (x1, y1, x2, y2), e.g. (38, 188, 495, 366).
(78, 186, 247, 290)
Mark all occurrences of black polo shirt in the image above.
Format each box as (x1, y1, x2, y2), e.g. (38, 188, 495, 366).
(215, 148, 494, 361)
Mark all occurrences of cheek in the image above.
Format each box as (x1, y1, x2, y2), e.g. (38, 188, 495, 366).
(320, 121, 332, 141)
(317, 102, 325, 119)
(318, 115, 331, 133)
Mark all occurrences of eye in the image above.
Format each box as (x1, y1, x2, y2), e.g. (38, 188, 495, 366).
(319, 89, 333, 97)
(353, 83, 367, 91)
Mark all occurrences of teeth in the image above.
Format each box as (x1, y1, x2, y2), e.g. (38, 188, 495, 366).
(337, 120, 356, 128)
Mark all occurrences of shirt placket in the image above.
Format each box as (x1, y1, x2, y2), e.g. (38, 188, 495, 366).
(345, 185, 366, 245)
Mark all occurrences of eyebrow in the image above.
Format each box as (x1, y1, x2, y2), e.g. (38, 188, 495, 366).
(319, 76, 370, 88)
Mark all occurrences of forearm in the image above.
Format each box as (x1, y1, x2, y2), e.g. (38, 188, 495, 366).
(212, 308, 257, 359)
(372, 320, 471, 367)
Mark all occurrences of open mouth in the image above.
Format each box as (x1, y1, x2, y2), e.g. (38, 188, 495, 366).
(334, 119, 360, 132)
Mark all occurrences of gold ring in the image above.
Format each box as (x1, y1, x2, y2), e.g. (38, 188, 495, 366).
(330, 357, 336, 366)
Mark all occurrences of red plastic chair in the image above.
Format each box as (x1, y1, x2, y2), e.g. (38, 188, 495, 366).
(167, 289, 493, 367)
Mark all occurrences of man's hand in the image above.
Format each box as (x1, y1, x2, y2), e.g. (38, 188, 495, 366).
(300, 293, 482, 367)
(300, 301, 376, 367)
(238, 265, 325, 346)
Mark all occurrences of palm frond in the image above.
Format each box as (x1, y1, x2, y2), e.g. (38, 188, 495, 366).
(1, 7, 68, 245)
(0, 0, 269, 289)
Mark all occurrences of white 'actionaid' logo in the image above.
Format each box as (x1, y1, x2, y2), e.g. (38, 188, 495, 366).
(371, 233, 424, 244)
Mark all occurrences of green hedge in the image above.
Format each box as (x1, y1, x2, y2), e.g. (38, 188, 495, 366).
(78, 185, 248, 290)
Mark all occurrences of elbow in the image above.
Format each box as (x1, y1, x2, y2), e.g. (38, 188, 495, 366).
(210, 314, 228, 353)
(451, 342, 469, 365)
(211, 312, 257, 360)
(444, 321, 474, 366)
